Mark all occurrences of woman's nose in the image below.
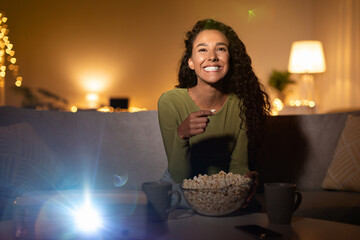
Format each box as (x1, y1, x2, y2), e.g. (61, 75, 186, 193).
(208, 51, 219, 61)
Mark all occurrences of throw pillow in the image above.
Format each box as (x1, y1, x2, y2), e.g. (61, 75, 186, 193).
(322, 115, 360, 192)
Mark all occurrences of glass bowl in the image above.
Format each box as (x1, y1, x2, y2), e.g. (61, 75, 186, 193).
(180, 181, 252, 216)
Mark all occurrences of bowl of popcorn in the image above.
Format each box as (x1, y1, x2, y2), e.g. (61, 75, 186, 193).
(181, 171, 252, 216)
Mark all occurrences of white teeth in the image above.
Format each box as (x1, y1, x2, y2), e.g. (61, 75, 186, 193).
(204, 66, 219, 71)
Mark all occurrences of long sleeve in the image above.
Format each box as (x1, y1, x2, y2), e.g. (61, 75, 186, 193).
(158, 93, 191, 183)
(229, 126, 249, 175)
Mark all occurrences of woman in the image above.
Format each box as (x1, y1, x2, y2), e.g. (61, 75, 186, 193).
(158, 19, 270, 207)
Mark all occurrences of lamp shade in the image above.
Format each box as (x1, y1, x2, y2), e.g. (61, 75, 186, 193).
(288, 41, 326, 73)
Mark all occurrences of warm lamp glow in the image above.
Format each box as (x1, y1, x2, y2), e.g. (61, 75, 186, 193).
(286, 40, 326, 109)
(85, 93, 99, 109)
(288, 41, 326, 74)
(85, 79, 103, 92)
(80, 72, 110, 92)
(86, 93, 99, 102)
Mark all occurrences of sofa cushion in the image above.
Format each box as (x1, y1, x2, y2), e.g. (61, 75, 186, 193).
(0, 122, 64, 193)
(0, 122, 66, 220)
(322, 115, 360, 192)
(256, 112, 360, 191)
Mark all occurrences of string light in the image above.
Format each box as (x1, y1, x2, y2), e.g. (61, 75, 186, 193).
(271, 98, 284, 116)
(0, 12, 23, 105)
(70, 105, 78, 113)
(15, 76, 22, 87)
(289, 99, 316, 108)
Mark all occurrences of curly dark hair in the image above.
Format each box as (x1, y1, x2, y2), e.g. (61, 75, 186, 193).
(177, 19, 270, 170)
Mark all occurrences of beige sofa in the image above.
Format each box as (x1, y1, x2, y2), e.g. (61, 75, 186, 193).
(0, 106, 359, 225)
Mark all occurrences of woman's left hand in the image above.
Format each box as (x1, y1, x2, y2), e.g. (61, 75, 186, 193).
(242, 171, 259, 208)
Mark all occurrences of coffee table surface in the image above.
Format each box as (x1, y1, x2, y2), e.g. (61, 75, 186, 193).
(165, 209, 360, 240)
(1, 208, 359, 240)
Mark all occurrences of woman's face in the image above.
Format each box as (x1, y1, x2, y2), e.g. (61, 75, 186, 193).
(188, 30, 230, 86)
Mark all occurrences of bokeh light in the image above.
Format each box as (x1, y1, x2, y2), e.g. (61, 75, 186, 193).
(70, 105, 78, 112)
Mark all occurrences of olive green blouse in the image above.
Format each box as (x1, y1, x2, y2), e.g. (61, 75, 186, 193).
(157, 88, 249, 183)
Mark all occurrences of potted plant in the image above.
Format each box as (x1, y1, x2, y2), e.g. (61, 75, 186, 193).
(268, 70, 295, 102)
(12, 86, 68, 110)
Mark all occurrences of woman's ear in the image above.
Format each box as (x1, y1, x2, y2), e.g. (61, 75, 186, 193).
(188, 58, 195, 70)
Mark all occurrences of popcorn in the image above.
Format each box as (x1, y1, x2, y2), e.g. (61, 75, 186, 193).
(181, 171, 252, 216)
(182, 171, 251, 189)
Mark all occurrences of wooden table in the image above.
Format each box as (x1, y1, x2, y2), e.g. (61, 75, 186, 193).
(164, 210, 360, 240)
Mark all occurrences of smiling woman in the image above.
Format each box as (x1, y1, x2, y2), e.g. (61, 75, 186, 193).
(157, 19, 270, 209)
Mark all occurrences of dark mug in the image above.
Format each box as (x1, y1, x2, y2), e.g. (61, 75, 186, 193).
(264, 183, 302, 224)
(142, 182, 181, 221)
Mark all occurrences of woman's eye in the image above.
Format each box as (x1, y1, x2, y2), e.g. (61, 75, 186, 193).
(198, 48, 207, 52)
(217, 47, 227, 52)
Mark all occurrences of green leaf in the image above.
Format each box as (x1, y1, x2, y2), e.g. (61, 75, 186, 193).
(268, 70, 295, 92)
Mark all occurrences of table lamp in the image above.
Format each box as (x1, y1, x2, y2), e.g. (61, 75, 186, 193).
(288, 41, 326, 107)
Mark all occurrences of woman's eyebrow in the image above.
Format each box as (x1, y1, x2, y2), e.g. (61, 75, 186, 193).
(196, 42, 228, 48)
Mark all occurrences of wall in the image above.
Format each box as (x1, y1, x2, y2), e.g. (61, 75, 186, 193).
(2, 0, 321, 110)
(314, 0, 360, 113)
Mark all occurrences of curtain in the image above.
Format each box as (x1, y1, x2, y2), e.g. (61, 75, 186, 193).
(316, 0, 360, 113)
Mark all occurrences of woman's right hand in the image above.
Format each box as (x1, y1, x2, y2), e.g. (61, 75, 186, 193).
(177, 110, 214, 139)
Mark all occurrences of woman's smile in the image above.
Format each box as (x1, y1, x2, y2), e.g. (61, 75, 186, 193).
(204, 66, 221, 72)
